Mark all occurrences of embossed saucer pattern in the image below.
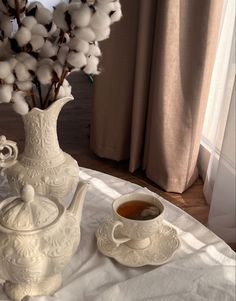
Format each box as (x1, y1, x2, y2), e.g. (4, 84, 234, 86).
(96, 218, 180, 267)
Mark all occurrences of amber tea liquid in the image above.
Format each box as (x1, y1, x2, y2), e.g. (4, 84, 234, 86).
(117, 200, 160, 221)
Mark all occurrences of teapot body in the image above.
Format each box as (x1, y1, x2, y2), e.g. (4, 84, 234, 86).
(0, 201, 81, 301)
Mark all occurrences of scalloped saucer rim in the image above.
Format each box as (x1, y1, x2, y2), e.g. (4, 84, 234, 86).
(96, 218, 180, 267)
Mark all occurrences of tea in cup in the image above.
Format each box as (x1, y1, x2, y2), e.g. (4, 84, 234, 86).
(106, 193, 164, 249)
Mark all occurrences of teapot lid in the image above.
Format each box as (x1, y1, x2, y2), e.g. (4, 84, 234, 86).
(0, 185, 60, 231)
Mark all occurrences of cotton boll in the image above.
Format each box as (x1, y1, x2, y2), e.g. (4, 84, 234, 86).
(21, 17, 38, 30)
(58, 45, 69, 65)
(73, 27, 95, 42)
(53, 61, 63, 78)
(67, 51, 87, 69)
(27, 1, 43, 11)
(36, 65, 53, 85)
(16, 80, 33, 91)
(47, 22, 57, 35)
(110, 3, 122, 23)
(56, 85, 66, 99)
(93, 26, 110, 41)
(12, 92, 29, 115)
(87, 44, 101, 56)
(31, 24, 48, 37)
(0, 61, 11, 79)
(53, 3, 68, 31)
(15, 62, 31, 81)
(96, 2, 115, 14)
(15, 27, 32, 47)
(71, 5, 92, 28)
(40, 41, 58, 58)
(4, 73, 15, 84)
(69, 38, 89, 53)
(68, 2, 82, 12)
(90, 10, 111, 29)
(64, 84, 72, 97)
(38, 58, 54, 67)
(8, 58, 17, 70)
(83, 55, 99, 74)
(23, 56, 37, 72)
(97, 0, 116, 3)
(35, 6, 52, 25)
(30, 35, 45, 51)
(0, 85, 13, 103)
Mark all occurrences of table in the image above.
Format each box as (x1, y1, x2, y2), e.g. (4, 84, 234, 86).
(0, 167, 235, 301)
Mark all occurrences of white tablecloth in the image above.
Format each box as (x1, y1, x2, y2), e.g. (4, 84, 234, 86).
(0, 167, 235, 301)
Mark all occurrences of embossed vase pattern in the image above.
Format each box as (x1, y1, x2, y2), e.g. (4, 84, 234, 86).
(5, 97, 80, 201)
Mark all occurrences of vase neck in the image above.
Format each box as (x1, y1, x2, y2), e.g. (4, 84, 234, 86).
(21, 98, 72, 162)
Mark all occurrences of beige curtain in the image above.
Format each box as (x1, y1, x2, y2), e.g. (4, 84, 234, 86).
(90, 0, 223, 193)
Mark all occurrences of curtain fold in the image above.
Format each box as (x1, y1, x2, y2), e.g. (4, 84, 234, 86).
(91, 0, 223, 193)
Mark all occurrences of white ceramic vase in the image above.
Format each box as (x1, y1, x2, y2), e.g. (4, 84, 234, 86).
(0, 96, 80, 202)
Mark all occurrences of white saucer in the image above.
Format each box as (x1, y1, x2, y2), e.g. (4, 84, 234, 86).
(96, 218, 180, 267)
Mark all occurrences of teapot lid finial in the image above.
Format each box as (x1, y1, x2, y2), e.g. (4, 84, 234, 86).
(21, 185, 35, 204)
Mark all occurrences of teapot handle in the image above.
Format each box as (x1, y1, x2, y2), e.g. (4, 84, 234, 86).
(0, 136, 18, 175)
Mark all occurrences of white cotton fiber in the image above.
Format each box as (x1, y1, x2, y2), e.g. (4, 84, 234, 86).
(67, 51, 87, 69)
(16, 80, 33, 91)
(35, 6, 52, 25)
(53, 3, 68, 31)
(23, 56, 37, 71)
(97, 0, 115, 3)
(83, 55, 99, 74)
(0, 61, 11, 79)
(0, 85, 13, 103)
(93, 26, 110, 41)
(30, 35, 45, 51)
(15, 27, 32, 47)
(40, 41, 58, 58)
(96, 2, 115, 14)
(73, 27, 96, 42)
(8, 58, 17, 70)
(31, 24, 48, 37)
(71, 5, 92, 28)
(4, 73, 15, 84)
(110, 3, 122, 23)
(69, 38, 89, 53)
(53, 61, 63, 78)
(36, 65, 53, 85)
(58, 45, 69, 65)
(38, 58, 54, 67)
(57, 85, 66, 99)
(15, 62, 31, 81)
(22, 17, 38, 30)
(12, 92, 29, 115)
(88, 44, 101, 56)
(90, 10, 111, 29)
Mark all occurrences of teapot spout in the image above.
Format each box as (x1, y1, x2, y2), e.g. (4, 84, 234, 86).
(68, 181, 89, 223)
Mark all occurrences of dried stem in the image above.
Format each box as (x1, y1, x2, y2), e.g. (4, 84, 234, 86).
(35, 80, 43, 109)
(53, 68, 69, 103)
(14, 0, 21, 27)
(30, 89, 37, 108)
(43, 82, 55, 109)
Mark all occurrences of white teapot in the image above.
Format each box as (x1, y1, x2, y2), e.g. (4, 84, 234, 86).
(0, 182, 89, 301)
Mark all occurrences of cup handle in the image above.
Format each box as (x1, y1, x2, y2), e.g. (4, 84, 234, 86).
(107, 220, 131, 247)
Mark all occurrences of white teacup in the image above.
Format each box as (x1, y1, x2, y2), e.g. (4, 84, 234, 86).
(106, 193, 164, 250)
